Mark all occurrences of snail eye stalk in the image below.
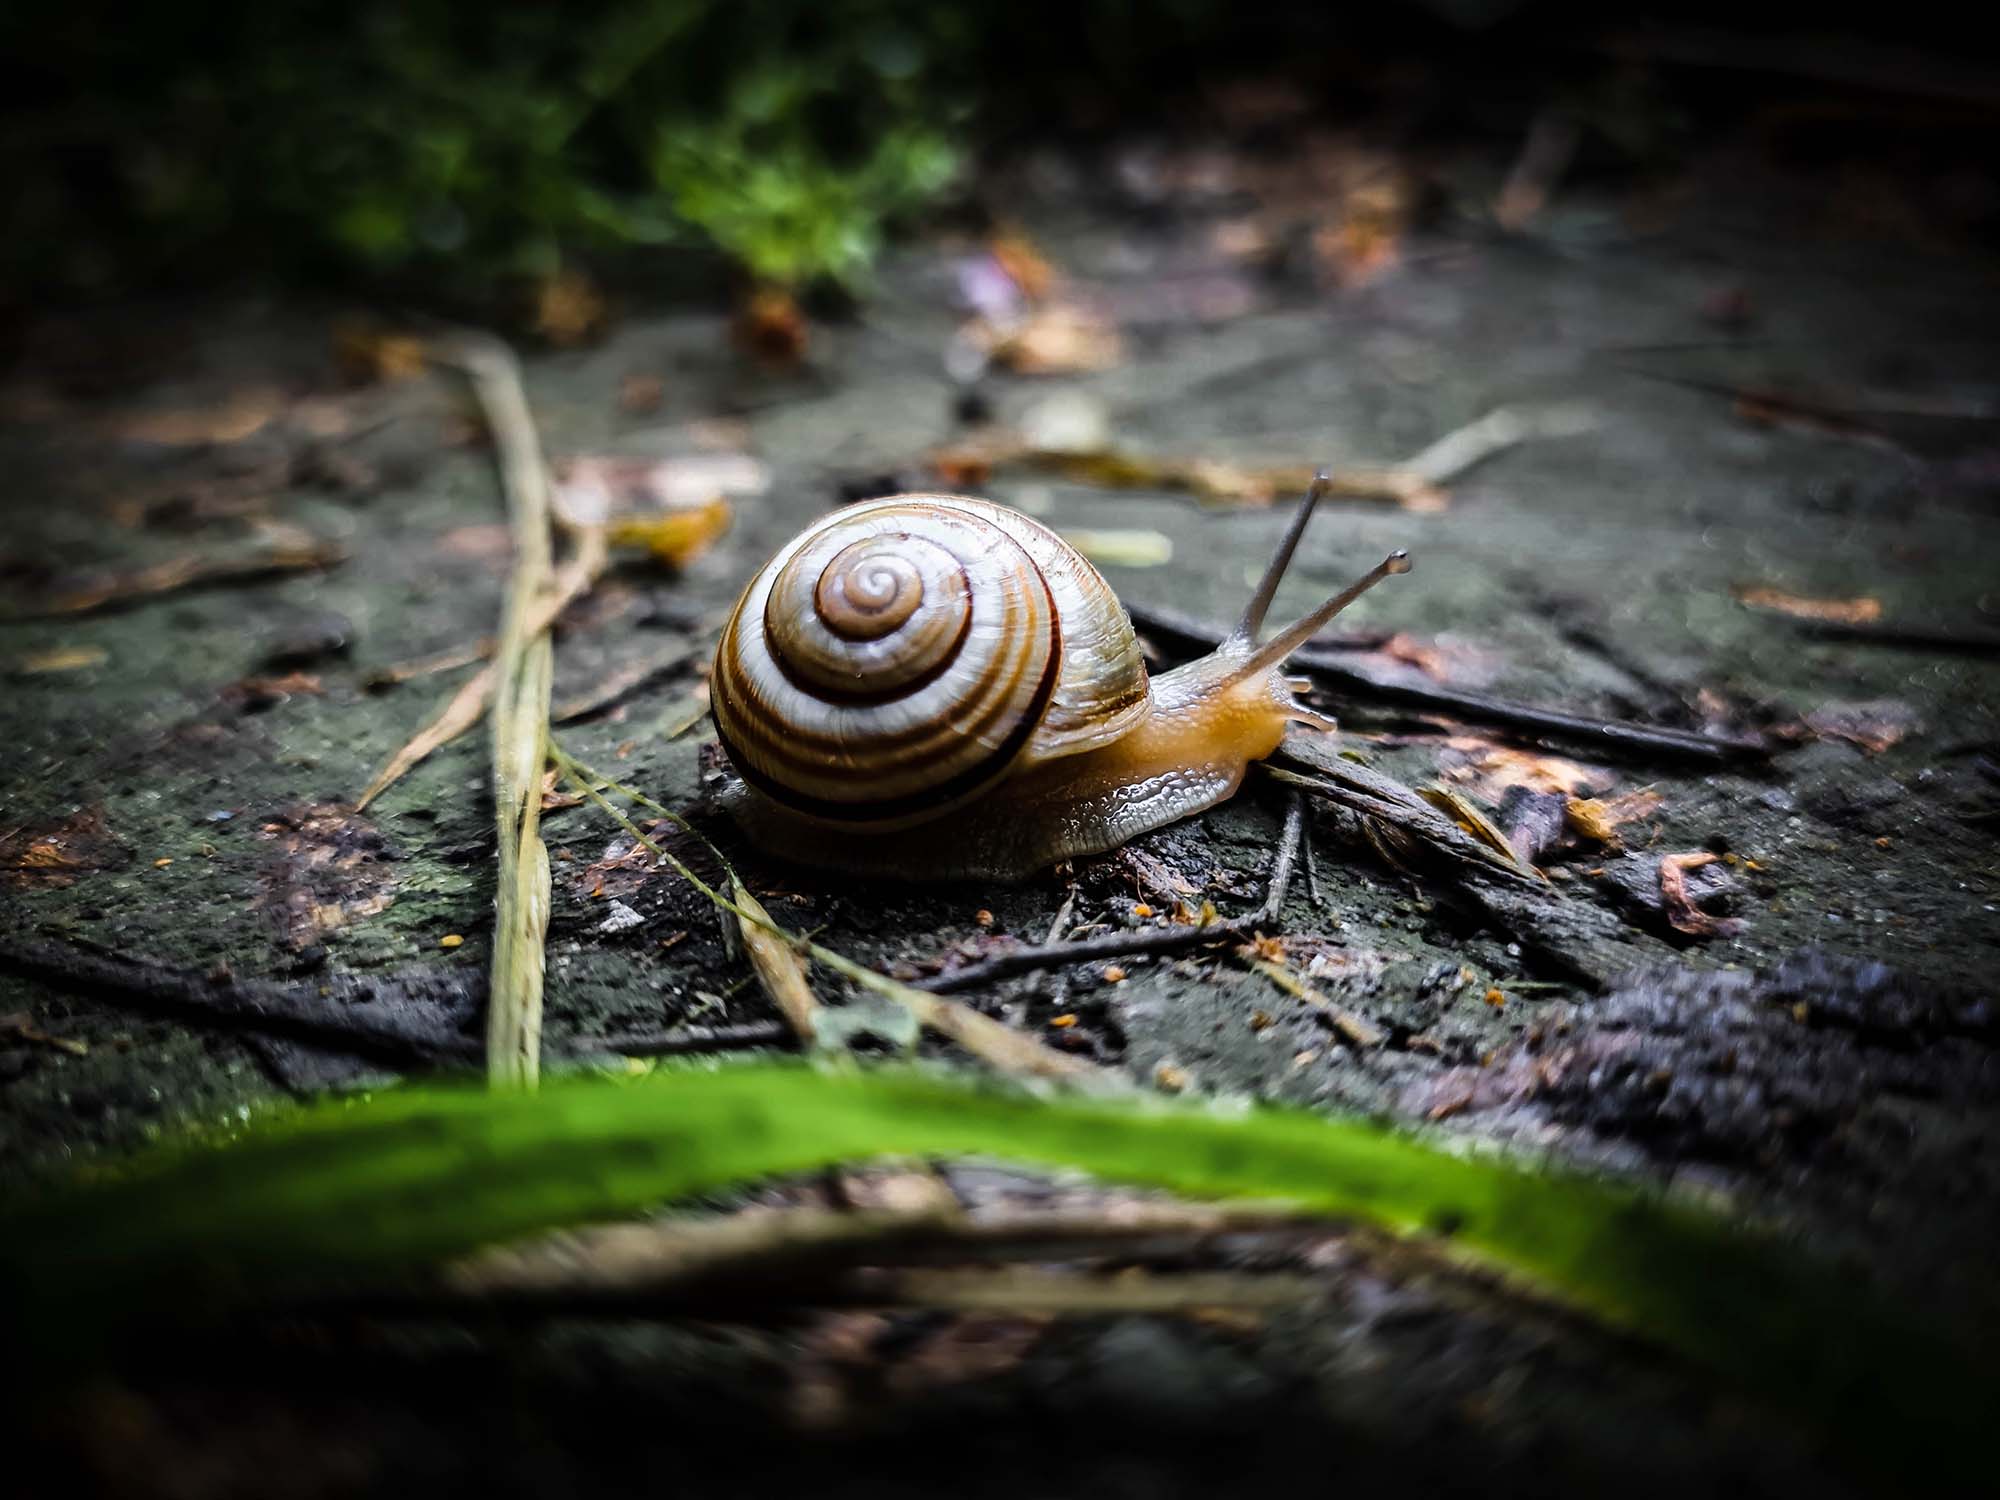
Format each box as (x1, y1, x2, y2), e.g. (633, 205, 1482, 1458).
(1226, 473, 1410, 680)
(1232, 471, 1331, 645)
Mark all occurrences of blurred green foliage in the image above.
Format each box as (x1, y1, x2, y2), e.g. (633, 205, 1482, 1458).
(0, 0, 1228, 301)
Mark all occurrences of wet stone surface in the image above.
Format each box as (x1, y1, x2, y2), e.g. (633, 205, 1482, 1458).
(1, 151, 1997, 1493)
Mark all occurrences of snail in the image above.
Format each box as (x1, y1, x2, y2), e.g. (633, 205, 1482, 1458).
(710, 475, 1409, 880)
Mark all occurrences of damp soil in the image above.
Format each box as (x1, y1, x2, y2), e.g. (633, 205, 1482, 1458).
(2, 135, 1997, 1499)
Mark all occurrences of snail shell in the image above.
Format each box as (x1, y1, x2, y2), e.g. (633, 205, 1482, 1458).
(711, 484, 1409, 879)
(712, 496, 1150, 830)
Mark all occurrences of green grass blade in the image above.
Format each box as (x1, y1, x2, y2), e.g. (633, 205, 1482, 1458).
(0, 1061, 1973, 1479)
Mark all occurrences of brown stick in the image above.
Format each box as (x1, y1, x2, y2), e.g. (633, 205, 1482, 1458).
(1125, 601, 1767, 765)
(5, 525, 346, 621)
(916, 797, 1304, 995)
(0, 938, 788, 1067)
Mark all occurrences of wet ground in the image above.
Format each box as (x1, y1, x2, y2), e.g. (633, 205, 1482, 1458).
(3, 125, 1997, 1496)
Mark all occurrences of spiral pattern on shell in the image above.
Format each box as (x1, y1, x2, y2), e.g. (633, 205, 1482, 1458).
(712, 495, 1151, 828)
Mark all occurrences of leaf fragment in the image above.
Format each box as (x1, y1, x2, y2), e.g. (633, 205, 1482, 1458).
(1658, 852, 1747, 940)
(1733, 584, 1884, 626)
(1565, 789, 1664, 845)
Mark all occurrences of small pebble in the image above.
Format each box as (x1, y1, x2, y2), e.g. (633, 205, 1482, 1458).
(599, 900, 645, 935)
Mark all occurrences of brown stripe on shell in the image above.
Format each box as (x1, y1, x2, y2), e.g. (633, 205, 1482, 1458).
(714, 603, 1048, 810)
(716, 604, 1063, 827)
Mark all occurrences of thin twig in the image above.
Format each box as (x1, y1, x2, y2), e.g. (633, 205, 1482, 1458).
(933, 404, 1595, 512)
(4, 525, 346, 621)
(447, 1199, 1326, 1296)
(551, 635, 707, 724)
(1042, 888, 1079, 947)
(1493, 109, 1582, 231)
(0, 938, 784, 1068)
(830, 1267, 1320, 1314)
(363, 639, 494, 690)
(1778, 618, 2000, 656)
(917, 798, 1305, 995)
(346, 1266, 1319, 1323)
(1125, 602, 1767, 765)
(573, 1022, 791, 1060)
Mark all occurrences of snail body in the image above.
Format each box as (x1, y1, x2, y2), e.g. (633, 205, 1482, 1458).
(712, 481, 1407, 880)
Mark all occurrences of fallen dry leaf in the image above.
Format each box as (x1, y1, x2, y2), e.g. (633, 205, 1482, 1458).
(617, 373, 665, 414)
(607, 497, 733, 568)
(1734, 584, 1884, 626)
(734, 285, 809, 366)
(1240, 933, 1288, 965)
(531, 268, 609, 348)
(0, 1012, 90, 1056)
(228, 671, 325, 708)
(1378, 632, 1452, 681)
(255, 802, 399, 951)
(925, 403, 1575, 513)
(1565, 788, 1665, 844)
(1117, 846, 1203, 903)
(538, 769, 585, 811)
(561, 452, 767, 513)
(929, 448, 993, 489)
(1310, 156, 1416, 290)
(987, 230, 1057, 302)
(573, 834, 665, 904)
(1802, 699, 1921, 755)
(1439, 739, 1602, 800)
(980, 303, 1123, 375)
(1658, 852, 1746, 940)
(333, 323, 428, 386)
(2, 806, 126, 888)
(105, 387, 286, 446)
(14, 645, 107, 675)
